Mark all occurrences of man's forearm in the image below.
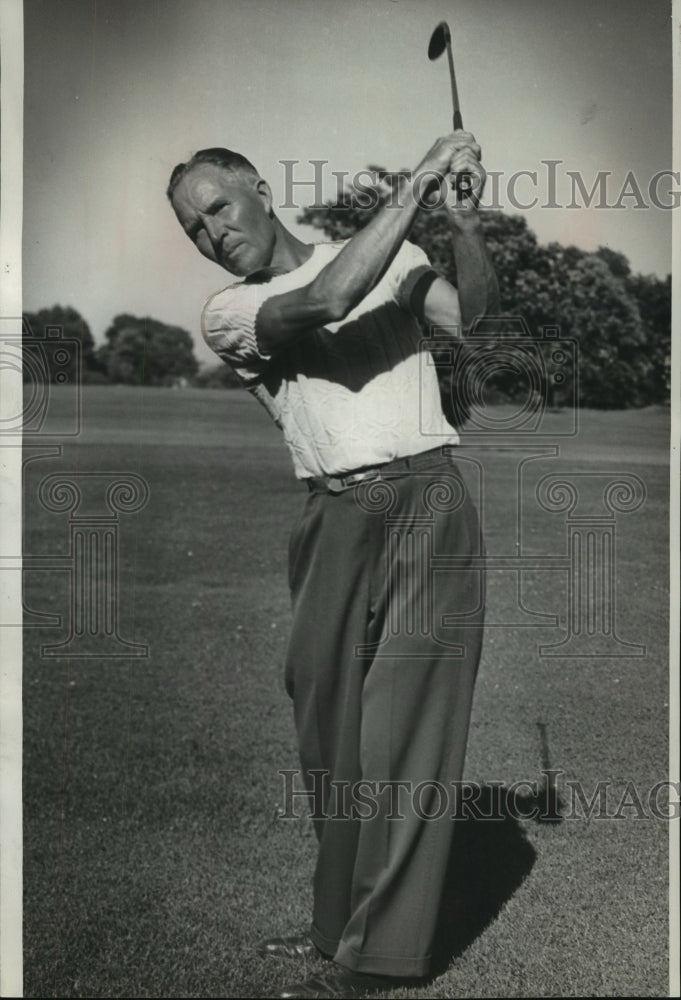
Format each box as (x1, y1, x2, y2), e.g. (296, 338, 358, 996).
(257, 178, 424, 353)
(256, 133, 486, 354)
(451, 215, 500, 329)
(308, 177, 422, 320)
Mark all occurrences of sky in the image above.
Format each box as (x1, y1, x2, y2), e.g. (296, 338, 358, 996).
(22, 0, 675, 366)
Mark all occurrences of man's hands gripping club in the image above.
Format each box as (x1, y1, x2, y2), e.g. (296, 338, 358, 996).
(415, 130, 485, 217)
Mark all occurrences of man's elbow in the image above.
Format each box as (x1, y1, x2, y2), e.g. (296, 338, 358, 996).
(468, 282, 500, 325)
(255, 324, 280, 356)
(255, 291, 349, 355)
(488, 276, 501, 315)
(325, 297, 351, 323)
(305, 282, 350, 324)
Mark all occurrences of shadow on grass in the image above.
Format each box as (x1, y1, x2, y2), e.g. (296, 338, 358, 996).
(429, 782, 553, 977)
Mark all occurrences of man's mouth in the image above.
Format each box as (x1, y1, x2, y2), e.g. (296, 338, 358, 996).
(222, 240, 242, 261)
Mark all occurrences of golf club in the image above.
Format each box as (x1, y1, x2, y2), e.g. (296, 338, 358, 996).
(428, 20, 472, 199)
(428, 21, 462, 130)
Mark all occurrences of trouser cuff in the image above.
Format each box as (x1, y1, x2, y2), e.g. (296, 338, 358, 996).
(333, 939, 431, 978)
(309, 924, 338, 958)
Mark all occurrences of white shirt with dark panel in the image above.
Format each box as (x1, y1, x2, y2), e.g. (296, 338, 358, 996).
(201, 239, 459, 479)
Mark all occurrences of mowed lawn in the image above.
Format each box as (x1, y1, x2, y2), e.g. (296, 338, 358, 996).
(23, 387, 671, 998)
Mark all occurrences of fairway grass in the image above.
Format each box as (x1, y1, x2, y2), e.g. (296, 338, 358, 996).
(23, 387, 671, 997)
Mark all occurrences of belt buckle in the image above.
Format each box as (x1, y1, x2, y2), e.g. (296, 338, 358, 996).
(325, 468, 382, 494)
(344, 468, 382, 489)
(325, 476, 346, 494)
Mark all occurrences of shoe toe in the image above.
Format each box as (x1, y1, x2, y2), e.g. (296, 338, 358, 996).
(279, 974, 329, 998)
(279, 967, 398, 998)
(256, 933, 316, 960)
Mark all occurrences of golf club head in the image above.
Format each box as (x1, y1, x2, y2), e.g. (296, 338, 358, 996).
(428, 21, 451, 60)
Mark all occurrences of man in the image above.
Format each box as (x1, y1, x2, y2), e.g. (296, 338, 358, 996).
(168, 132, 498, 998)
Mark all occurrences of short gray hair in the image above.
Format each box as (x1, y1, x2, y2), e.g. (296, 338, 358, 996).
(166, 148, 259, 202)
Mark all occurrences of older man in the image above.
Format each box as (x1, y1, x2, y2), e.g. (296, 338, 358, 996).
(168, 132, 498, 998)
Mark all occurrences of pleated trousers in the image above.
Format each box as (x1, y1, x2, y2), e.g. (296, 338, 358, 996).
(284, 448, 485, 977)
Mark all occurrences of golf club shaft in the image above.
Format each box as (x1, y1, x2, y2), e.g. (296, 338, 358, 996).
(445, 41, 462, 129)
(444, 40, 470, 197)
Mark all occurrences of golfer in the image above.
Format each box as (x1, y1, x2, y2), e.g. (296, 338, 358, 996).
(168, 131, 498, 998)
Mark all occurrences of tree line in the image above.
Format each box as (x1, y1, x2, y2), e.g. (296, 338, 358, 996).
(21, 308, 205, 387)
(24, 179, 670, 407)
(299, 171, 670, 410)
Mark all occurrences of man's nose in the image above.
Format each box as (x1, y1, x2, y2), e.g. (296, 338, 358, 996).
(204, 215, 226, 244)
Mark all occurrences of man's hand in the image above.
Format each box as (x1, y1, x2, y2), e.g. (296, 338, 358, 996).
(445, 131, 485, 220)
(415, 131, 485, 218)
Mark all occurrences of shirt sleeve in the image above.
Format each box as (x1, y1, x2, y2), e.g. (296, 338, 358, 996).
(201, 281, 272, 386)
(389, 240, 439, 313)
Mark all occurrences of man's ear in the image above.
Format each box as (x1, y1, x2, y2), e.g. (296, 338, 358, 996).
(256, 178, 274, 216)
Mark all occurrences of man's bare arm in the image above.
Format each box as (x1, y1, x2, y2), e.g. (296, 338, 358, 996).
(418, 219, 499, 335)
(256, 177, 420, 354)
(256, 134, 476, 355)
(450, 214, 500, 329)
(418, 143, 499, 335)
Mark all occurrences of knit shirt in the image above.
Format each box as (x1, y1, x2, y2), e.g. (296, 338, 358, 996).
(201, 239, 459, 479)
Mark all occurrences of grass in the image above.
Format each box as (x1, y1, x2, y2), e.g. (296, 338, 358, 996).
(23, 387, 671, 997)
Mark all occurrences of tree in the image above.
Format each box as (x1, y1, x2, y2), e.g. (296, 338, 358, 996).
(298, 171, 659, 410)
(100, 314, 198, 386)
(622, 272, 670, 404)
(22, 305, 100, 384)
(595, 248, 670, 404)
(194, 362, 243, 388)
(542, 249, 648, 407)
(595, 245, 631, 280)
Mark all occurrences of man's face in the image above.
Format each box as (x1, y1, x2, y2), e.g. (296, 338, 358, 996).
(171, 163, 276, 277)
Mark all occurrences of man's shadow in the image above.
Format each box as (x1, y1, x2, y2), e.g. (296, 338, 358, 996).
(429, 780, 562, 976)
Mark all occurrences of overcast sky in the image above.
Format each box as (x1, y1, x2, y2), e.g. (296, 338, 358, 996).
(23, 0, 674, 365)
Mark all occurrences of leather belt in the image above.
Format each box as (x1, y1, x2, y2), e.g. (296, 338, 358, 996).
(305, 446, 455, 494)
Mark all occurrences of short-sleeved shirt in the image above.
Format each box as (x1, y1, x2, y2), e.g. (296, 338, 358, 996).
(201, 239, 459, 479)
